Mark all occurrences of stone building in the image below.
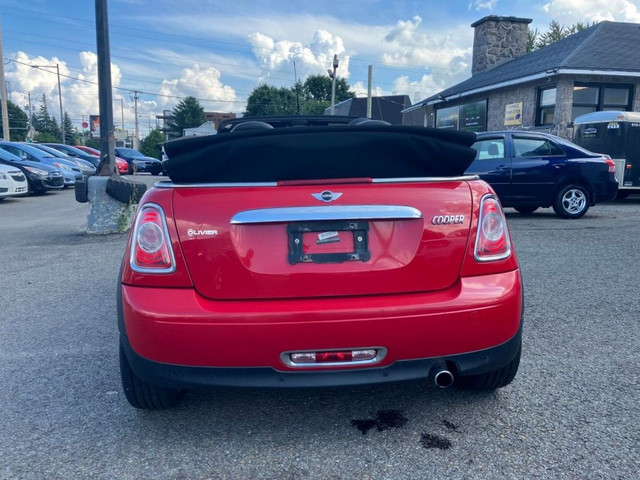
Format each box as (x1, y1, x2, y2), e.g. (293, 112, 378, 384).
(403, 16, 640, 139)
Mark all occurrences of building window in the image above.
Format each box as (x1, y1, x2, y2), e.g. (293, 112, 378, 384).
(536, 87, 556, 126)
(435, 100, 487, 132)
(571, 83, 633, 121)
(435, 106, 459, 129)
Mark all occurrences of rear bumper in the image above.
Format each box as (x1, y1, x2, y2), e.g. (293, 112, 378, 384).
(119, 269, 523, 388)
(120, 326, 522, 389)
(594, 178, 619, 203)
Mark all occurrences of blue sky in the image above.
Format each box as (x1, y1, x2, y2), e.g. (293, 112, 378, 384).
(3, 0, 640, 136)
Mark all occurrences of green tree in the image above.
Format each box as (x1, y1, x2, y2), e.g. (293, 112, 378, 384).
(303, 74, 355, 103)
(167, 96, 205, 137)
(33, 132, 60, 143)
(245, 75, 356, 116)
(139, 129, 165, 159)
(532, 20, 597, 51)
(63, 112, 78, 145)
(0, 100, 29, 141)
(526, 28, 539, 53)
(245, 84, 298, 116)
(76, 130, 100, 148)
(34, 94, 62, 141)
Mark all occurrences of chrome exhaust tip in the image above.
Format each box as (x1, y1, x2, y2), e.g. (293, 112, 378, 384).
(430, 363, 455, 389)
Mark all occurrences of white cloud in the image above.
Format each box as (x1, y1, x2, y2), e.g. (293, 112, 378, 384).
(382, 16, 471, 71)
(391, 75, 445, 102)
(6, 51, 123, 128)
(469, 0, 498, 10)
(248, 29, 350, 83)
(158, 64, 237, 113)
(350, 81, 387, 98)
(542, 0, 640, 23)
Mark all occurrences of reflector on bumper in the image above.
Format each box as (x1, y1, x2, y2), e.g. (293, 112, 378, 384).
(283, 348, 386, 367)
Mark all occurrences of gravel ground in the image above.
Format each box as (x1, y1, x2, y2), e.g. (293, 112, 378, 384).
(1, 187, 638, 480)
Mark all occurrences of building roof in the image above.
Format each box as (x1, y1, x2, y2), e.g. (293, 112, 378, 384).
(407, 21, 640, 111)
(183, 122, 216, 136)
(329, 95, 411, 124)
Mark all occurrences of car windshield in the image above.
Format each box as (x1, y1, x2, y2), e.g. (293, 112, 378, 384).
(61, 145, 92, 156)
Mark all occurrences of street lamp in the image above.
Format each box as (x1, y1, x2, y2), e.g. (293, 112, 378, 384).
(327, 54, 339, 115)
(31, 64, 65, 144)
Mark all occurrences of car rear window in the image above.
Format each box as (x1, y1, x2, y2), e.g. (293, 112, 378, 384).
(514, 138, 564, 157)
(473, 139, 505, 160)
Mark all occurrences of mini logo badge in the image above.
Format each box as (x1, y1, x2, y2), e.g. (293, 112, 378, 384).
(312, 190, 343, 202)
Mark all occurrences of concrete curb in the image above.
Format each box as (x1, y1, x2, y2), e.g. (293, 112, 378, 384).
(86, 176, 135, 234)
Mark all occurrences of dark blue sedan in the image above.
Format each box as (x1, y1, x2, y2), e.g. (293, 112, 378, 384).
(468, 131, 618, 219)
(114, 147, 162, 175)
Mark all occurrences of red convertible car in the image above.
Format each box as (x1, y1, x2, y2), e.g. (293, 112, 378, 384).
(118, 119, 523, 409)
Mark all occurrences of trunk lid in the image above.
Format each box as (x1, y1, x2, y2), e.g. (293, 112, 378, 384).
(172, 181, 473, 300)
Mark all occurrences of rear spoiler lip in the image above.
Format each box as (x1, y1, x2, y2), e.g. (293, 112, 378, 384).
(153, 175, 480, 189)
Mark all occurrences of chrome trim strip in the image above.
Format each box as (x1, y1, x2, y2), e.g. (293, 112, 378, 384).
(154, 176, 478, 188)
(230, 205, 422, 224)
(373, 175, 479, 183)
(155, 181, 278, 188)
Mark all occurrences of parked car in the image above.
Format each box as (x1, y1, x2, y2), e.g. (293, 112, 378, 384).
(0, 142, 82, 188)
(468, 131, 618, 219)
(31, 144, 97, 176)
(114, 147, 163, 175)
(0, 148, 64, 194)
(0, 163, 29, 201)
(42, 143, 101, 168)
(74, 145, 130, 175)
(118, 120, 523, 409)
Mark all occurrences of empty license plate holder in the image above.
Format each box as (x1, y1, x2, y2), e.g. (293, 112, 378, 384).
(287, 221, 370, 264)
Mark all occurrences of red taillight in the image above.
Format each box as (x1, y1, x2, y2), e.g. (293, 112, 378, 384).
(604, 157, 616, 174)
(129, 203, 175, 273)
(474, 195, 511, 262)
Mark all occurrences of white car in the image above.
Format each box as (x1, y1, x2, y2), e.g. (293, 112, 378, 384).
(0, 163, 29, 201)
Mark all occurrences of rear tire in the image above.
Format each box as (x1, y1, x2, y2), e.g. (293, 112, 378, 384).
(553, 184, 589, 219)
(514, 206, 538, 214)
(119, 343, 185, 410)
(457, 344, 521, 391)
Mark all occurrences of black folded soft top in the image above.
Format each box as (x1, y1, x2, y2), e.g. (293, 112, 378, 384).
(163, 123, 477, 184)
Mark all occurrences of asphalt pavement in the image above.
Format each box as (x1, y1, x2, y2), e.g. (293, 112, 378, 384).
(1, 185, 638, 479)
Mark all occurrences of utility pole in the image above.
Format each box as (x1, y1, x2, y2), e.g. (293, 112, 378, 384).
(133, 90, 139, 150)
(56, 64, 64, 144)
(0, 18, 10, 140)
(327, 54, 339, 115)
(30, 63, 65, 143)
(293, 61, 300, 115)
(120, 98, 124, 130)
(95, 0, 115, 175)
(367, 65, 373, 119)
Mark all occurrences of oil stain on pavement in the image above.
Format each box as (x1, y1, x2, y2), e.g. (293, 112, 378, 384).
(351, 409, 408, 435)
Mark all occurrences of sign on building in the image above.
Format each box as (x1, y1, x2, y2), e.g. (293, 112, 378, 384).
(504, 103, 523, 126)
